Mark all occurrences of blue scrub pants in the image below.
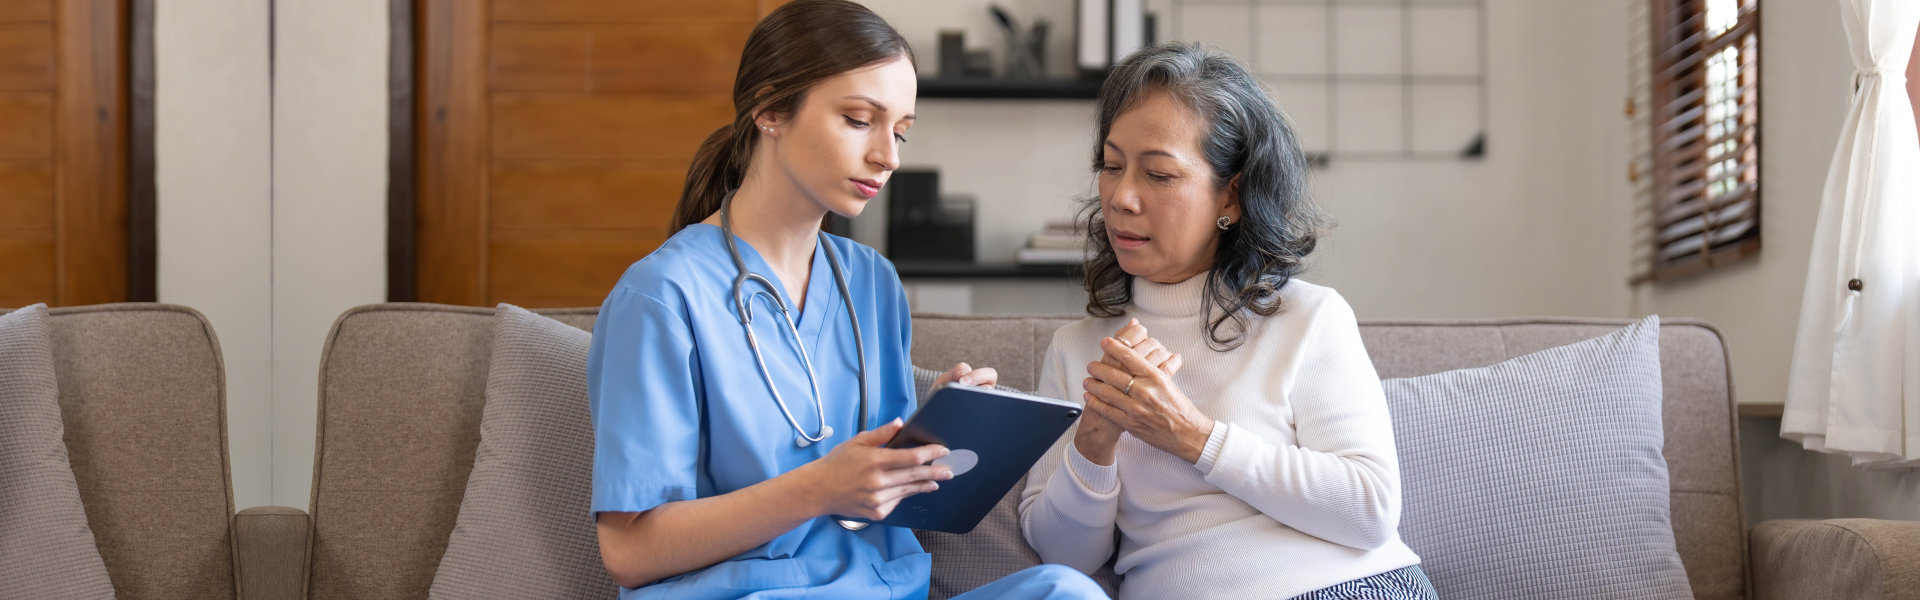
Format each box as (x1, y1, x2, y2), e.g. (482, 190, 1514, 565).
(948, 564, 1108, 599)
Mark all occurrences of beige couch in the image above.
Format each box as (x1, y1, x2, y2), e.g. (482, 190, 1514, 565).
(10, 303, 1920, 599)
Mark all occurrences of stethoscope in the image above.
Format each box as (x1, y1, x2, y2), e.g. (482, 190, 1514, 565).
(720, 193, 874, 531)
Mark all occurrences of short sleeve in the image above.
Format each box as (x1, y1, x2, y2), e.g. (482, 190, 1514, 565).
(587, 285, 703, 515)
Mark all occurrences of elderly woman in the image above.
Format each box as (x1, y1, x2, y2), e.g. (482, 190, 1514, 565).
(1019, 43, 1436, 600)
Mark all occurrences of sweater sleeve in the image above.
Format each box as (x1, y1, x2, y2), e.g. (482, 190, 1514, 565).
(1018, 329, 1122, 574)
(1197, 293, 1403, 550)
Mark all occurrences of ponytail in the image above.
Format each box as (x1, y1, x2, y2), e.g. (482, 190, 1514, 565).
(672, 123, 750, 234)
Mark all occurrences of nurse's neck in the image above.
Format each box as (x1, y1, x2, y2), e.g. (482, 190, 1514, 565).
(713, 175, 824, 310)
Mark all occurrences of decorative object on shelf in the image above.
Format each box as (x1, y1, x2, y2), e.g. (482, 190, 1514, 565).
(938, 30, 967, 78)
(989, 4, 1048, 79)
(886, 170, 975, 263)
(1077, 0, 1110, 74)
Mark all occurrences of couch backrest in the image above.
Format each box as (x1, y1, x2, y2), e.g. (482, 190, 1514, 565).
(306, 304, 594, 600)
(1, 304, 238, 600)
(312, 306, 1745, 600)
(912, 314, 1748, 600)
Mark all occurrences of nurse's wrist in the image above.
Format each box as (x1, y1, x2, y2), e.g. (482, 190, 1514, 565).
(774, 460, 833, 519)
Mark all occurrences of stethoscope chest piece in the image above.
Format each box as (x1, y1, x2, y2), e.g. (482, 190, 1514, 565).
(795, 426, 832, 448)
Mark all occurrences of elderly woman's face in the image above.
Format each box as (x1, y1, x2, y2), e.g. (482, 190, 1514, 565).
(1097, 90, 1240, 285)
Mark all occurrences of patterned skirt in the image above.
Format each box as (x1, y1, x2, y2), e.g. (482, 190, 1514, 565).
(1290, 565, 1438, 600)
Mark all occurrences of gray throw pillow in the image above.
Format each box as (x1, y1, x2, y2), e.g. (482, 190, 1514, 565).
(429, 304, 616, 599)
(0, 304, 117, 599)
(1385, 315, 1690, 599)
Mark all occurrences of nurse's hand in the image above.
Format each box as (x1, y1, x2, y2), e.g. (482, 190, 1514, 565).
(792, 418, 954, 522)
(933, 362, 998, 389)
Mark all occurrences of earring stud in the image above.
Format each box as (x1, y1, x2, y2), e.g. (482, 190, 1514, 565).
(1217, 216, 1233, 230)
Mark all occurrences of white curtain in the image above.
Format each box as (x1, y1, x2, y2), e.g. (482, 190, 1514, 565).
(1781, 0, 1920, 468)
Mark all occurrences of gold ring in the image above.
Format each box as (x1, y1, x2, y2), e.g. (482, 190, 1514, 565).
(1124, 377, 1136, 395)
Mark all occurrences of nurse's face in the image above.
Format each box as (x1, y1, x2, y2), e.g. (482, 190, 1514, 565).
(1097, 90, 1240, 285)
(759, 55, 916, 220)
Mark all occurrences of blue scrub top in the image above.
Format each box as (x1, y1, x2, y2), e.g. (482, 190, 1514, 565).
(587, 224, 927, 600)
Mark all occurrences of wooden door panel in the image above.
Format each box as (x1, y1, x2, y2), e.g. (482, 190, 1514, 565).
(0, 234, 54, 301)
(417, 0, 490, 306)
(55, 0, 127, 305)
(489, 159, 682, 231)
(0, 1, 52, 22)
(489, 27, 588, 91)
(490, 93, 730, 160)
(587, 25, 745, 92)
(488, 234, 666, 306)
(489, 0, 755, 24)
(0, 24, 54, 90)
(490, 25, 745, 93)
(416, 0, 755, 307)
(0, 160, 53, 228)
(0, 92, 53, 159)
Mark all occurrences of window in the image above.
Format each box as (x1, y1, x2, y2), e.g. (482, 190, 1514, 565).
(1630, 0, 1760, 283)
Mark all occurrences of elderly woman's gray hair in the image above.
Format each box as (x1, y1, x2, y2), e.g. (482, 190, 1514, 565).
(1078, 42, 1328, 350)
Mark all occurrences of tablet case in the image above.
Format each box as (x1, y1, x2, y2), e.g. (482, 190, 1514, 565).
(841, 384, 1082, 534)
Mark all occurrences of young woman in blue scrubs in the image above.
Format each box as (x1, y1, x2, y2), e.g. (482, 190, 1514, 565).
(587, 2, 1106, 598)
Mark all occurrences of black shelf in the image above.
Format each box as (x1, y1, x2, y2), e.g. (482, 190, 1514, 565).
(919, 77, 1104, 100)
(893, 260, 1083, 279)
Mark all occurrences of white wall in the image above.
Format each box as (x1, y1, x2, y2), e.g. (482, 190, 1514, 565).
(156, 0, 387, 510)
(863, 0, 1628, 319)
(270, 0, 389, 509)
(156, 0, 274, 511)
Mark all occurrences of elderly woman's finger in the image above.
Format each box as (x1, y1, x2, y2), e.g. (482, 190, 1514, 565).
(1111, 318, 1147, 347)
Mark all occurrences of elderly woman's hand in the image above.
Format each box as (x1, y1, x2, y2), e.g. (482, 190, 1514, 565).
(1083, 334, 1215, 465)
(932, 362, 998, 389)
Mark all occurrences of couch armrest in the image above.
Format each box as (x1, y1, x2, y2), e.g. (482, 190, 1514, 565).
(233, 506, 310, 600)
(1751, 518, 1920, 600)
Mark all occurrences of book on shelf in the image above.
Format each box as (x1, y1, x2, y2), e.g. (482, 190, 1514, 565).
(1016, 246, 1089, 265)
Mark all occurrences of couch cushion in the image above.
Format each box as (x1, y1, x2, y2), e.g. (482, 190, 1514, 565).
(0, 304, 117, 599)
(1384, 315, 1690, 599)
(429, 305, 617, 599)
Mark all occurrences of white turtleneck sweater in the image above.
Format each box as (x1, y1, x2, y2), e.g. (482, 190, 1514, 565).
(1019, 276, 1419, 599)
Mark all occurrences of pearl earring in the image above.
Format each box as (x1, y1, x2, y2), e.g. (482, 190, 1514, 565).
(1217, 216, 1233, 230)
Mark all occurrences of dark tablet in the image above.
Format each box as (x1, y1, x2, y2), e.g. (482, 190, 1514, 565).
(842, 384, 1082, 534)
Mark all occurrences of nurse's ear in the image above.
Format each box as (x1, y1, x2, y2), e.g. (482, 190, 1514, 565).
(751, 86, 789, 139)
(753, 111, 791, 140)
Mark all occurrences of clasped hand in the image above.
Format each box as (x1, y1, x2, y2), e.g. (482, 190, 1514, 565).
(1076, 319, 1214, 465)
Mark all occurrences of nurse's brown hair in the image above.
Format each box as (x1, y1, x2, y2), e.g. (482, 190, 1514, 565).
(671, 0, 915, 234)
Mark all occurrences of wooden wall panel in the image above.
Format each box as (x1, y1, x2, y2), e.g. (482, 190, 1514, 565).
(489, 160, 682, 231)
(490, 0, 755, 24)
(490, 93, 730, 160)
(0, 24, 54, 90)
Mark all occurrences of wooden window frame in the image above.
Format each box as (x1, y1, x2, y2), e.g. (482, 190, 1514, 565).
(1638, 0, 1761, 283)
